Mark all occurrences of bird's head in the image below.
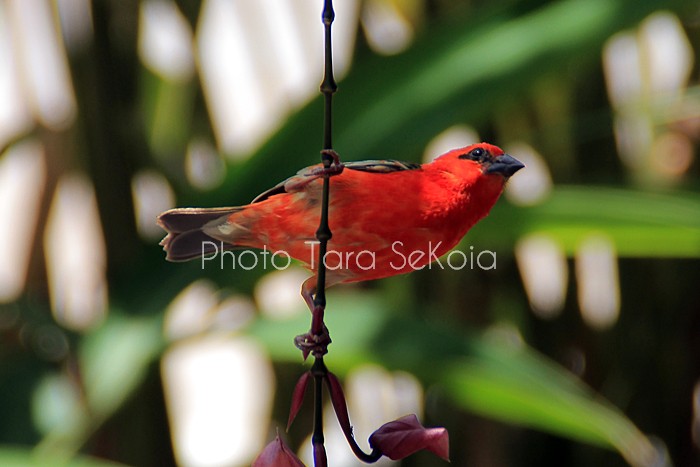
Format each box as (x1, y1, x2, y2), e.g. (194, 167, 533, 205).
(447, 143, 524, 178)
(429, 142, 524, 205)
(427, 143, 524, 224)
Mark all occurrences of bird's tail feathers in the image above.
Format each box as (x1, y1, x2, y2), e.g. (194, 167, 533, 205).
(157, 207, 242, 262)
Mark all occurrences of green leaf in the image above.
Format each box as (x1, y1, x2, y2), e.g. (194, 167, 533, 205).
(0, 446, 128, 467)
(469, 186, 700, 256)
(441, 339, 658, 466)
(79, 314, 164, 420)
(35, 314, 165, 458)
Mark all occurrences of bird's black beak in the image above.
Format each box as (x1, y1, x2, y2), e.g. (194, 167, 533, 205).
(485, 154, 524, 178)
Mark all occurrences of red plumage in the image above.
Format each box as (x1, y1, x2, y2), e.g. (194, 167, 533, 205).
(158, 143, 523, 306)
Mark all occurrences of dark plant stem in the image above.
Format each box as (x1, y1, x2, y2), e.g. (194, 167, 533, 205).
(311, 1, 336, 466)
(336, 423, 382, 463)
(311, 358, 328, 467)
(320, 0, 337, 152)
(313, 0, 337, 318)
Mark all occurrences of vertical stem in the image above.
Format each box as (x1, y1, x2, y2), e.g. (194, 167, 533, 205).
(311, 358, 328, 467)
(321, 0, 337, 152)
(311, 177, 330, 336)
(311, 1, 336, 466)
(313, 0, 337, 325)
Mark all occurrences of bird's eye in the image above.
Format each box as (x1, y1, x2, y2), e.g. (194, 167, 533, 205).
(459, 147, 489, 162)
(470, 148, 485, 159)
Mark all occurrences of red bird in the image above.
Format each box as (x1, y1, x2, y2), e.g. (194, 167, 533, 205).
(158, 143, 523, 310)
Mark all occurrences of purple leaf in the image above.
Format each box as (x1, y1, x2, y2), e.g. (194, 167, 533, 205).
(325, 371, 353, 437)
(287, 371, 312, 430)
(368, 414, 450, 461)
(252, 433, 305, 467)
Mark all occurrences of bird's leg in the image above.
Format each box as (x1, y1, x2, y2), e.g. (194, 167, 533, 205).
(300, 277, 317, 311)
(293, 151, 340, 360)
(295, 277, 331, 359)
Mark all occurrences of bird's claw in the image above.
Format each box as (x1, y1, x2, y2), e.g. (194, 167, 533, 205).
(319, 149, 344, 176)
(294, 326, 332, 360)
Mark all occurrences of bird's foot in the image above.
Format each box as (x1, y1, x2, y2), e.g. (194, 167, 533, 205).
(294, 325, 332, 360)
(319, 149, 344, 176)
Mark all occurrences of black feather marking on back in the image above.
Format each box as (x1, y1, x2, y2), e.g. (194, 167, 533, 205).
(251, 184, 287, 204)
(344, 160, 421, 173)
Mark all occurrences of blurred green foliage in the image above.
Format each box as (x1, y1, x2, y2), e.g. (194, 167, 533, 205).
(1, 0, 699, 466)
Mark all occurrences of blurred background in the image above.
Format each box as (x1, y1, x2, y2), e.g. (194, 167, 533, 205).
(0, 0, 699, 466)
